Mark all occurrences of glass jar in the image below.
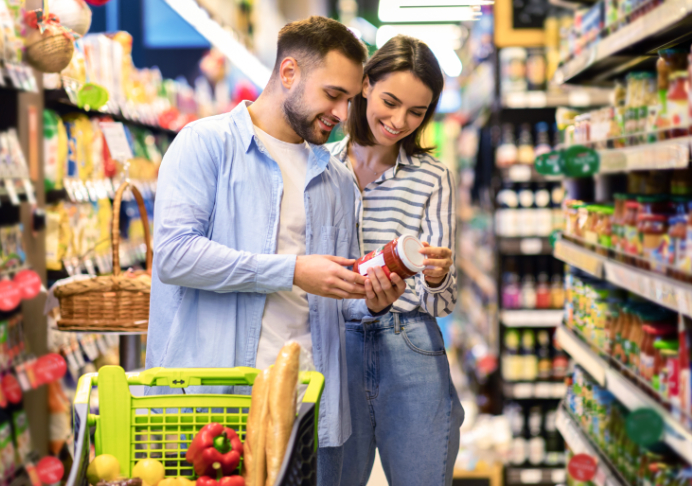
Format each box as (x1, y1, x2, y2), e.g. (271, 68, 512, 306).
(654, 340, 679, 397)
(667, 70, 689, 138)
(612, 193, 629, 252)
(596, 205, 614, 254)
(584, 205, 600, 247)
(638, 195, 671, 216)
(638, 214, 669, 271)
(669, 215, 687, 280)
(622, 200, 640, 262)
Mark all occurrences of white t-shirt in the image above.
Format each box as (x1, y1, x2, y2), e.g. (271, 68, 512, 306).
(253, 125, 312, 370)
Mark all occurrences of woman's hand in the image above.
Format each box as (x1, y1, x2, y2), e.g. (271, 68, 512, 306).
(364, 266, 407, 314)
(419, 242, 452, 287)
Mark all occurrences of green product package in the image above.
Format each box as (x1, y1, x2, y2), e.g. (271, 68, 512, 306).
(12, 410, 31, 461)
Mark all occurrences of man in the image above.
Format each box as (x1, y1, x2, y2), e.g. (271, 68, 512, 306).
(146, 16, 406, 483)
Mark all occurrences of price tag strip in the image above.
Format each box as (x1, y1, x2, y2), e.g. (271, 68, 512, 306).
(554, 239, 605, 277)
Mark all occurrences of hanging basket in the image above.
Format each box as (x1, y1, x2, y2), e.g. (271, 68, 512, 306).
(54, 182, 152, 332)
(24, 27, 75, 73)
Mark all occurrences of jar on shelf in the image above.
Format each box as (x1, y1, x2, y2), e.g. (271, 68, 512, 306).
(622, 199, 640, 263)
(638, 213, 668, 271)
(641, 323, 677, 383)
(667, 70, 689, 139)
(668, 214, 687, 280)
(596, 205, 614, 254)
(654, 339, 679, 398)
(612, 193, 630, 252)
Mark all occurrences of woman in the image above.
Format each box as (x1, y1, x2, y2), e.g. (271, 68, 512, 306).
(330, 35, 464, 486)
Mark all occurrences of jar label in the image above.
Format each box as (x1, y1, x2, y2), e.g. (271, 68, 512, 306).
(357, 251, 386, 276)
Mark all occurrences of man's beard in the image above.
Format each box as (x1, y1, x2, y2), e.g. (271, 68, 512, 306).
(282, 82, 331, 145)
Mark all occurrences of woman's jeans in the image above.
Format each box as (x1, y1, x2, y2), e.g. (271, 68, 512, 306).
(339, 311, 464, 486)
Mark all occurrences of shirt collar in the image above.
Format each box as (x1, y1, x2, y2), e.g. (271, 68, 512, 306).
(336, 135, 421, 174)
(232, 100, 332, 172)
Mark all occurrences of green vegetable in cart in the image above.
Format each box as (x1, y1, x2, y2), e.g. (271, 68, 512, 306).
(87, 454, 121, 485)
(185, 423, 243, 477)
(132, 459, 165, 486)
(195, 475, 245, 486)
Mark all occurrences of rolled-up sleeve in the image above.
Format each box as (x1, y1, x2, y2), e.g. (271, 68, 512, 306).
(154, 127, 295, 293)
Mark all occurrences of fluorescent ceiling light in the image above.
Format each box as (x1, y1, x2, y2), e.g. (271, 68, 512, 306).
(162, 0, 272, 88)
(379, 0, 485, 22)
(376, 24, 463, 77)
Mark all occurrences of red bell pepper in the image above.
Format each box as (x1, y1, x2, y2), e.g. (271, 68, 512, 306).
(185, 423, 244, 477)
(196, 476, 244, 486)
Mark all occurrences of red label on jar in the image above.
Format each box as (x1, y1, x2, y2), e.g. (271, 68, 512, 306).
(568, 453, 598, 481)
(36, 457, 64, 484)
(13, 269, 42, 300)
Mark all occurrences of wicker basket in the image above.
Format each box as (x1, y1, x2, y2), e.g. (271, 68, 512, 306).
(24, 28, 75, 73)
(54, 182, 153, 332)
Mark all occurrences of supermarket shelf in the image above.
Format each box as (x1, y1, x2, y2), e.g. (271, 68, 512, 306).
(554, 238, 692, 318)
(498, 237, 553, 255)
(501, 89, 611, 109)
(504, 381, 566, 399)
(506, 467, 566, 485)
(44, 89, 179, 136)
(554, 0, 692, 84)
(556, 405, 629, 486)
(566, 137, 691, 173)
(556, 326, 607, 385)
(501, 310, 564, 327)
(556, 325, 692, 464)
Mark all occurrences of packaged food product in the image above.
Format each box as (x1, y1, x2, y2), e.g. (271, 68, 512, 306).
(667, 71, 689, 138)
(500, 48, 527, 94)
(353, 235, 426, 279)
(655, 341, 679, 398)
(622, 200, 641, 261)
(640, 323, 677, 382)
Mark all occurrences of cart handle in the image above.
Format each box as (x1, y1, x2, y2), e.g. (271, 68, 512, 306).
(74, 367, 325, 405)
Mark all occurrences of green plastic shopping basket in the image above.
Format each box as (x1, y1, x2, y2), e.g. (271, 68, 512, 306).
(66, 366, 325, 486)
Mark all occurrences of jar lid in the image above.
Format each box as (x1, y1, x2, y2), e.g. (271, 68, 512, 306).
(671, 70, 688, 79)
(625, 201, 640, 209)
(669, 215, 687, 225)
(670, 195, 692, 203)
(659, 48, 687, 55)
(614, 193, 631, 200)
(396, 235, 426, 273)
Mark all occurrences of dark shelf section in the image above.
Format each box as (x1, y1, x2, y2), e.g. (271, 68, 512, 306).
(44, 89, 178, 136)
(46, 188, 69, 205)
(498, 237, 553, 255)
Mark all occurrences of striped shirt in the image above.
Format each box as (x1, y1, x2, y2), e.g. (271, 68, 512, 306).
(328, 136, 457, 317)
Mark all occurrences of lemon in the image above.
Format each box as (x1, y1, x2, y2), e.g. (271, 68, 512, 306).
(132, 459, 165, 486)
(86, 454, 120, 485)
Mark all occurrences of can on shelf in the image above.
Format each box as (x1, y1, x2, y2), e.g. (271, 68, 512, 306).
(353, 235, 426, 280)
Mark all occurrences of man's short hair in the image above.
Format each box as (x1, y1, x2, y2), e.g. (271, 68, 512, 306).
(274, 16, 368, 73)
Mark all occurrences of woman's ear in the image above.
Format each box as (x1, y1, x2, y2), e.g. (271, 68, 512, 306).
(362, 76, 372, 99)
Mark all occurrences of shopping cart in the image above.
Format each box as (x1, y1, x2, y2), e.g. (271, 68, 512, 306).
(66, 366, 325, 486)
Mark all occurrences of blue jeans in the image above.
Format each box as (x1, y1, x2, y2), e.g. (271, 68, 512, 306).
(338, 311, 464, 486)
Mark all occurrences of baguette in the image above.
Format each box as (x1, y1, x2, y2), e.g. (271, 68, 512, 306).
(265, 342, 301, 486)
(243, 368, 271, 486)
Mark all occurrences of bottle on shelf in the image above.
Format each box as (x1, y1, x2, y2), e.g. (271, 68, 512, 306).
(517, 124, 535, 165)
(521, 259, 537, 310)
(544, 408, 564, 465)
(552, 331, 569, 380)
(507, 402, 528, 466)
(534, 122, 552, 158)
(537, 329, 553, 379)
(536, 257, 552, 310)
(496, 124, 518, 168)
(521, 329, 538, 381)
(550, 259, 565, 310)
(496, 182, 520, 238)
(535, 183, 553, 237)
(527, 405, 546, 466)
(518, 183, 536, 237)
(502, 257, 522, 310)
(503, 329, 522, 382)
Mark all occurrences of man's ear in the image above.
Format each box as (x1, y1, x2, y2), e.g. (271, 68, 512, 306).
(362, 76, 372, 99)
(279, 57, 299, 89)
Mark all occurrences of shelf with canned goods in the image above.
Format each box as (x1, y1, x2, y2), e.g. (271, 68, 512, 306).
(555, 403, 629, 486)
(553, 236, 692, 319)
(556, 325, 692, 464)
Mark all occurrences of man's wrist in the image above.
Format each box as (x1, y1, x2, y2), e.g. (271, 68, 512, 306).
(367, 305, 392, 317)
